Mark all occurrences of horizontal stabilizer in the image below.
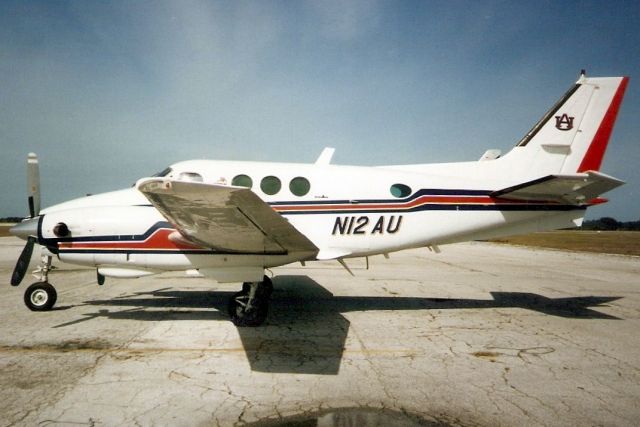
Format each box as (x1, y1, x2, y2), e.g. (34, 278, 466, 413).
(491, 171, 625, 205)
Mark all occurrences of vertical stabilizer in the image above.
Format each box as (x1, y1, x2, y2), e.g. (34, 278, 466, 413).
(574, 77, 628, 172)
(503, 75, 628, 177)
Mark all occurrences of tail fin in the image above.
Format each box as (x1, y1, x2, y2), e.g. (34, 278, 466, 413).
(505, 75, 628, 176)
(574, 77, 628, 172)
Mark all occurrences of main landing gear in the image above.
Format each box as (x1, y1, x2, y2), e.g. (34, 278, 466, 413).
(227, 275, 273, 327)
(23, 255, 57, 311)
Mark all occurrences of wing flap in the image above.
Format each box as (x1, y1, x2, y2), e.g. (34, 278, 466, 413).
(137, 178, 318, 256)
(491, 171, 624, 205)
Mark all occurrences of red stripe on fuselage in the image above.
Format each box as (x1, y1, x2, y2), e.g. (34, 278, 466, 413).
(272, 195, 554, 213)
(58, 228, 202, 251)
(57, 196, 567, 252)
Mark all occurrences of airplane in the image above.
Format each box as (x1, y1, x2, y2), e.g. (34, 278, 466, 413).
(9, 73, 629, 326)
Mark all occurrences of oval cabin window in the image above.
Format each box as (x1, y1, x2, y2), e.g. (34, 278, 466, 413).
(289, 177, 310, 197)
(232, 174, 253, 189)
(390, 183, 412, 198)
(260, 176, 282, 195)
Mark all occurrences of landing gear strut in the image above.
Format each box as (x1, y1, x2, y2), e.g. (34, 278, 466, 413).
(227, 275, 273, 327)
(24, 255, 57, 312)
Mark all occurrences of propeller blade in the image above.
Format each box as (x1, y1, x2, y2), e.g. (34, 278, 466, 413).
(11, 236, 35, 286)
(27, 153, 40, 218)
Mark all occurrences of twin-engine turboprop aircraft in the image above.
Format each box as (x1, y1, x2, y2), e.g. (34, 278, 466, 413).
(10, 74, 629, 326)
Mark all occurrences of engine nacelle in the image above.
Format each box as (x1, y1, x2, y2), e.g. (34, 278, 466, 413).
(39, 205, 168, 267)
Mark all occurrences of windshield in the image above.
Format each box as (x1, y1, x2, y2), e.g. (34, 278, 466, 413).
(152, 167, 172, 177)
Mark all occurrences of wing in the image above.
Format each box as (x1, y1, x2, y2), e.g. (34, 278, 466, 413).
(491, 171, 624, 205)
(137, 178, 318, 257)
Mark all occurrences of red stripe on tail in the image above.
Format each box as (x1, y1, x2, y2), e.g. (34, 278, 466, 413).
(578, 77, 629, 172)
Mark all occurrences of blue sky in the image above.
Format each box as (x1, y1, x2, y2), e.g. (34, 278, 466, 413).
(1, 0, 639, 220)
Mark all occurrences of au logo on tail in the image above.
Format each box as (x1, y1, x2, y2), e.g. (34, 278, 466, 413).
(555, 113, 574, 131)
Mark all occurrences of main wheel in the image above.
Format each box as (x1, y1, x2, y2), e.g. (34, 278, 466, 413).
(262, 275, 273, 297)
(227, 289, 268, 327)
(24, 282, 57, 311)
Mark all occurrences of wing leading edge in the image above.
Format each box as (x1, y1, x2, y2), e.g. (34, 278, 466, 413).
(491, 171, 624, 205)
(137, 178, 318, 257)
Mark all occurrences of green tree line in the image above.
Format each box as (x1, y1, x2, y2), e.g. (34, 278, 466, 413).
(582, 217, 640, 231)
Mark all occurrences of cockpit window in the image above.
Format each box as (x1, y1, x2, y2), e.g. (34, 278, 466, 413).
(178, 172, 204, 183)
(153, 167, 172, 177)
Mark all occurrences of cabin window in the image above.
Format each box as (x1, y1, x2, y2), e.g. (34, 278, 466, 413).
(232, 174, 253, 188)
(178, 172, 203, 183)
(390, 183, 411, 198)
(289, 177, 310, 197)
(260, 176, 281, 195)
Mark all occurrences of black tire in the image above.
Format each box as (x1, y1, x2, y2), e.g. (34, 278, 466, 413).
(241, 282, 251, 293)
(24, 282, 57, 311)
(262, 275, 273, 297)
(227, 289, 268, 327)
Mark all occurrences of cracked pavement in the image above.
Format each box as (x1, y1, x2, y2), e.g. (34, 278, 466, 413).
(0, 236, 639, 426)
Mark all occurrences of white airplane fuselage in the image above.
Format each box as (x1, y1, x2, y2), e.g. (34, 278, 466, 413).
(37, 155, 586, 279)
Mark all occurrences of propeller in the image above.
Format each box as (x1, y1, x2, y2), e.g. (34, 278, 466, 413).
(27, 152, 41, 218)
(11, 236, 35, 286)
(10, 153, 41, 286)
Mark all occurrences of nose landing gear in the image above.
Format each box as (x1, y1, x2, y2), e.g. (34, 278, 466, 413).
(23, 254, 57, 312)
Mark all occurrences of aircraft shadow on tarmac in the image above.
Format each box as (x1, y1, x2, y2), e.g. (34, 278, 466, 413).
(55, 275, 621, 375)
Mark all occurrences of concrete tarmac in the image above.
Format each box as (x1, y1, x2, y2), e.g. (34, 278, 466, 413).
(0, 236, 638, 426)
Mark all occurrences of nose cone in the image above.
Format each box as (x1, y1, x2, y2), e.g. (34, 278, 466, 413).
(10, 217, 39, 241)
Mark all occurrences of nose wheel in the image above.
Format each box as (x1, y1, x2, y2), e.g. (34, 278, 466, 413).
(24, 282, 57, 311)
(21, 253, 58, 312)
(228, 276, 273, 327)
